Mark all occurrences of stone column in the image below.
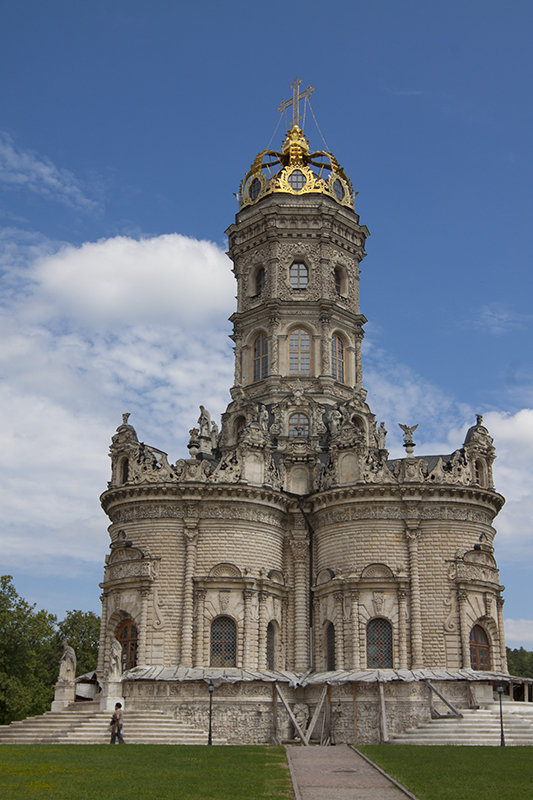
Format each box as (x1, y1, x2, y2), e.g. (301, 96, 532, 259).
(291, 538, 310, 672)
(180, 520, 198, 666)
(497, 597, 508, 672)
(398, 589, 408, 669)
(350, 590, 360, 669)
(97, 592, 108, 675)
(354, 330, 364, 387)
(242, 588, 254, 668)
(458, 590, 471, 669)
(232, 323, 243, 386)
(282, 597, 290, 670)
(269, 313, 280, 375)
(137, 589, 149, 664)
(334, 592, 345, 670)
(257, 591, 268, 670)
(320, 312, 331, 376)
(195, 589, 206, 666)
(405, 525, 423, 669)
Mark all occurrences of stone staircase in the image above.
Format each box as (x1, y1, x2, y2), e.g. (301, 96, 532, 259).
(0, 703, 222, 745)
(390, 701, 533, 746)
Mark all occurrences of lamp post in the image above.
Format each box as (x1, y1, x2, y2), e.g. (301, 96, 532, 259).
(208, 681, 214, 745)
(497, 683, 505, 747)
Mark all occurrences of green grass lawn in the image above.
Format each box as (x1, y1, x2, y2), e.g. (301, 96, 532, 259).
(358, 745, 533, 800)
(0, 745, 293, 800)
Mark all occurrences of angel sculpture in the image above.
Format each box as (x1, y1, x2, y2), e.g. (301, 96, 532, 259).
(399, 423, 418, 445)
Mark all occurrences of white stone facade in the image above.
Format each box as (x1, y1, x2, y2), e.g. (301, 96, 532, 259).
(94, 119, 508, 743)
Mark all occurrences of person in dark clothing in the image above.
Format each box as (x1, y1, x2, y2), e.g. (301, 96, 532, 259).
(110, 702, 125, 743)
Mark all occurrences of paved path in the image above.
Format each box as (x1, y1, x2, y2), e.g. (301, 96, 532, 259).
(285, 744, 418, 800)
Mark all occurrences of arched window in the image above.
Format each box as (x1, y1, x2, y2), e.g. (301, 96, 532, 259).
(334, 267, 342, 295)
(116, 618, 138, 671)
(367, 618, 393, 668)
(255, 267, 265, 295)
(331, 335, 345, 383)
(253, 333, 268, 382)
(326, 622, 336, 671)
(289, 261, 308, 289)
(119, 457, 129, 484)
(289, 412, 309, 437)
(210, 616, 237, 667)
(266, 620, 277, 670)
(470, 625, 491, 670)
(474, 460, 487, 487)
(235, 415, 246, 440)
(289, 328, 311, 375)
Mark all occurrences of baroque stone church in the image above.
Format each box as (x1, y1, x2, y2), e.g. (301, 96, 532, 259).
(94, 82, 508, 743)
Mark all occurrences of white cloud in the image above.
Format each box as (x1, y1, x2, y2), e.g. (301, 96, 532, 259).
(0, 131, 98, 210)
(504, 619, 533, 648)
(469, 303, 532, 335)
(0, 232, 236, 575)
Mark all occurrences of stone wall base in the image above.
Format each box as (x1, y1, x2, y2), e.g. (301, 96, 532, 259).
(119, 678, 485, 744)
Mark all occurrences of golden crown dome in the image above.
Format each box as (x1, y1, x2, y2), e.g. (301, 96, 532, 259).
(239, 81, 355, 211)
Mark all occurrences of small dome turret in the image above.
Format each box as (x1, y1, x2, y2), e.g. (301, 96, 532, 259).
(239, 80, 355, 211)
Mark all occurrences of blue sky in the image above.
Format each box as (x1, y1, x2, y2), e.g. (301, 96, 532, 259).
(1, 0, 533, 648)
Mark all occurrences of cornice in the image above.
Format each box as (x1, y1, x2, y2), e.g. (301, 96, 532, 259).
(306, 483, 505, 515)
(100, 481, 289, 515)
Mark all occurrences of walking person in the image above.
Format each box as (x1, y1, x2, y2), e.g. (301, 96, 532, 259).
(110, 702, 125, 744)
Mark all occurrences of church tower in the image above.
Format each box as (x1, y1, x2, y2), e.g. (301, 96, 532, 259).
(95, 81, 508, 743)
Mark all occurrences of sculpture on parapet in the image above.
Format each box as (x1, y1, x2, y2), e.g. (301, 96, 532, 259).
(58, 639, 76, 683)
(377, 421, 387, 450)
(198, 406, 211, 438)
(399, 423, 418, 456)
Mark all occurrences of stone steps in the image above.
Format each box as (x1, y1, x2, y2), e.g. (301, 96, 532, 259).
(390, 703, 533, 746)
(0, 707, 224, 745)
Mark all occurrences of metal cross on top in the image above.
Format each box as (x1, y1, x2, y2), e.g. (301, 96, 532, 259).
(278, 78, 315, 128)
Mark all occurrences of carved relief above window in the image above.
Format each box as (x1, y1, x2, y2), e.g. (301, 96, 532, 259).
(288, 328, 311, 375)
(289, 261, 308, 289)
(209, 563, 242, 578)
(331, 334, 345, 383)
(253, 333, 268, 382)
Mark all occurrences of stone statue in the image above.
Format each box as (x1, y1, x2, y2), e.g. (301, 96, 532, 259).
(58, 639, 76, 683)
(198, 406, 211, 438)
(399, 423, 418, 444)
(328, 407, 341, 436)
(122, 412, 131, 425)
(210, 421, 219, 449)
(377, 421, 387, 450)
(259, 405, 269, 430)
(109, 636, 123, 680)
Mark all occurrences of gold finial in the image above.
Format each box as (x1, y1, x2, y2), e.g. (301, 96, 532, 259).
(278, 78, 315, 128)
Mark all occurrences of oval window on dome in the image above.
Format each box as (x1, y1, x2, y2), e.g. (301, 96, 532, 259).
(249, 177, 261, 201)
(333, 178, 344, 201)
(288, 169, 306, 190)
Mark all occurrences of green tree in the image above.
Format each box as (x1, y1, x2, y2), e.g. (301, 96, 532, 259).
(57, 609, 100, 676)
(0, 575, 58, 724)
(507, 647, 533, 678)
(0, 577, 102, 724)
